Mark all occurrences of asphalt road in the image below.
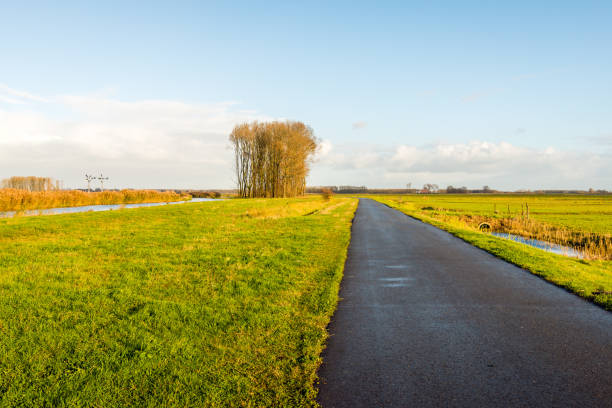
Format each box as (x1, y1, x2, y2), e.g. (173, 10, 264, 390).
(317, 199, 612, 408)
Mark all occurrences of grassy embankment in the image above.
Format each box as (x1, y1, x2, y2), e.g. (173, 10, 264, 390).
(0, 196, 357, 407)
(0, 189, 190, 213)
(369, 194, 612, 310)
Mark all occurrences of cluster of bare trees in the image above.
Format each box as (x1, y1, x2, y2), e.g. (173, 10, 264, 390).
(229, 121, 318, 198)
(422, 184, 439, 193)
(1, 176, 61, 191)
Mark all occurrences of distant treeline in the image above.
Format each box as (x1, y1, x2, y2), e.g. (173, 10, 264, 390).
(529, 189, 610, 194)
(1, 176, 62, 192)
(230, 121, 318, 198)
(176, 190, 221, 198)
(307, 186, 407, 194)
(307, 186, 610, 195)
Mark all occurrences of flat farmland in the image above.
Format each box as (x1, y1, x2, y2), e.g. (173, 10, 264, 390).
(0, 197, 357, 407)
(376, 194, 612, 234)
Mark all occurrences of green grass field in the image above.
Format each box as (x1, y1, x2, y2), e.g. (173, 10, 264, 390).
(369, 194, 612, 310)
(372, 194, 612, 234)
(0, 197, 357, 407)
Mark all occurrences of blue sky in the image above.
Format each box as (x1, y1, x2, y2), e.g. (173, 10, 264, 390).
(1, 1, 610, 189)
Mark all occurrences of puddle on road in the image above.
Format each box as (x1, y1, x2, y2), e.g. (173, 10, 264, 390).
(379, 277, 413, 288)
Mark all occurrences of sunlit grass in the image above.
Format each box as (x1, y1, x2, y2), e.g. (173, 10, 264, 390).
(0, 196, 357, 407)
(376, 194, 612, 234)
(370, 194, 612, 259)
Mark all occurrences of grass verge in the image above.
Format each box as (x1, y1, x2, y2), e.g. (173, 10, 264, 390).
(0, 196, 357, 407)
(370, 196, 612, 311)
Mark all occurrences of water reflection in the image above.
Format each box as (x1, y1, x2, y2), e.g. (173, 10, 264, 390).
(0, 198, 219, 218)
(491, 232, 584, 258)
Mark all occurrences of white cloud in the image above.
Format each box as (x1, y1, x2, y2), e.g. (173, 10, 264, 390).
(461, 91, 489, 103)
(0, 89, 270, 189)
(352, 121, 367, 130)
(0, 84, 48, 103)
(0, 95, 26, 105)
(588, 134, 612, 147)
(2, 84, 610, 191)
(311, 140, 612, 190)
(315, 139, 333, 158)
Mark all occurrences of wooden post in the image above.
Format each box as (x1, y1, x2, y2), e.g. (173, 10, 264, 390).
(526, 203, 529, 219)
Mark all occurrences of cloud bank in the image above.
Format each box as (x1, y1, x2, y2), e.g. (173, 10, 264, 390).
(0, 86, 269, 189)
(2, 84, 610, 191)
(313, 140, 611, 190)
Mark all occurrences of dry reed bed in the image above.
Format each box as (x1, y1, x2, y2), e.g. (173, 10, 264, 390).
(0, 189, 189, 212)
(423, 209, 612, 260)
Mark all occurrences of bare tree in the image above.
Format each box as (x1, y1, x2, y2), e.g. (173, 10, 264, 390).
(423, 183, 439, 193)
(1, 176, 59, 191)
(229, 121, 318, 198)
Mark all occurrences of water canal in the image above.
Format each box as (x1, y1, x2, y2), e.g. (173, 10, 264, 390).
(491, 232, 584, 258)
(0, 197, 219, 218)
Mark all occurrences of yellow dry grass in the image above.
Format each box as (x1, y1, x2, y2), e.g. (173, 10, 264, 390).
(0, 189, 189, 212)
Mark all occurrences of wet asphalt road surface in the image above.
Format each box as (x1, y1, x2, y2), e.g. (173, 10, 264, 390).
(317, 199, 612, 407)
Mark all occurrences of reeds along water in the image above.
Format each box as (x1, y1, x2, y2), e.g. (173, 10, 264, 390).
(494, 217, 612, 260)
(422, 209, 612, 261)
(0, 189, 188, 212)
